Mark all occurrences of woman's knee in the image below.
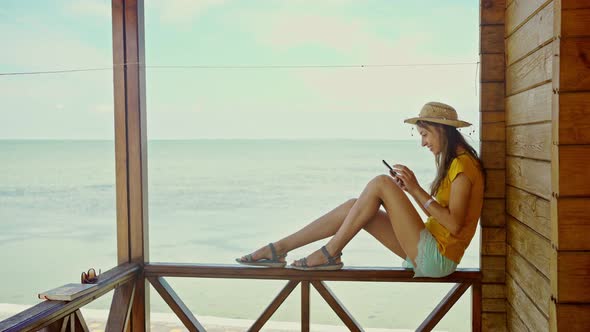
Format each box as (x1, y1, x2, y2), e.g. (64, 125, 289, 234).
(369, 175, 402, 195)
(345, 198, 357, 207)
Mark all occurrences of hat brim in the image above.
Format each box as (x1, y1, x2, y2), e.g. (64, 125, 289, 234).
(404, 117, 471, 128)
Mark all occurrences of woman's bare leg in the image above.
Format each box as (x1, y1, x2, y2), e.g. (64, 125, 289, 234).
(292, 175, 424, 267)
(239, 196, 408, 262)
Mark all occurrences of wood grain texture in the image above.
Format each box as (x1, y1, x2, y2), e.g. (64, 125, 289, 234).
(481, 82, 505, 111)
(555, 92, 590, 144)
(555, 38, 590, 92)
(481, 25, 505, 54)
(506, 82, 552, 125)
(550, 303, 590, 331)
(481, 54, 506, 82)
(561, 0, 590, 9)
(482, 256, 506, 283)
(555, 145, 590, 196)
(506, 274, 549, 332)
(551, 251, 590, 302)
(481, 141, 506, 169)
(106, 281, 135, 332)
(507, 246, 551, 316)
(481, 112, 506, 141)
(507, 122, 551, 160)
(507, 303, 529, 332)
(482, 227, 507, 256)
(507, 41, 553, 96)
(481, 198, 506, 227)
(483, 284, 506, 299)
(506, 156, 551, 199)
(481, 0, 507, 25)
(506, 2, 554, 65)
(505, 0, 551, 36)
(482, 312, 507, 332)
(484, 169, 506, 198)
(560, 8, 590, 37)
(507, 185, 551, 239)
(551, 197, 590, 250)
(507, 217, 551, 277)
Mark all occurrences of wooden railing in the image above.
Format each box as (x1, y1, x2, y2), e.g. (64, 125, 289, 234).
(1, 263, 482, 331)
(145, 263, 482, 332)
(0, 263, 140, 332)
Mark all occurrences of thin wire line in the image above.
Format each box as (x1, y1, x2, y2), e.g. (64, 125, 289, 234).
(0, 61, 479, 76)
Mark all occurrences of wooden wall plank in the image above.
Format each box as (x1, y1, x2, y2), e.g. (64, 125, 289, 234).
(506, 122, 551, 160)
(555, 92, 590, 144)
(506, 41, 553, 95)
(561, 0, 590, 9)
(552, 197, 590, 250)
(507, 186, 551, 239)
(507, 303, 529, 332)
(551, 303, 590, 331)
(555, 145, 590, 196)
(481, 198, 506, 227)
(507, 216, 551, 277)
(507, 246, 551, 316)
(481, 141, 506, 169)
(505, 0, 551, 36)
(482, 256, 506, 283)
(482, 227, 507, 255)
(481, 0, 507, 25)
(482, 313, 507, 332)
(481, 82, 505, 111)
(560, 9, 590, 37)
(506, 156, 551, 199)
(556, 38, 590, 92)
(483, 284, 506, 299)
(507, 275, 549, 332)
(506, 82, 552, 125)
(484, 169, 506, 198)
(481, 112, 506, 141)
(506, 2, 554, 65)
(483, 298, 506, 312)
(481, 25, 505, 53)
(481, 54, 506, 82)
(551, 251, 590, 303)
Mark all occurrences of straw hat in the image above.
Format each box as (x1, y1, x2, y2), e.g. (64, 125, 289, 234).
(404, 102, 471, 128)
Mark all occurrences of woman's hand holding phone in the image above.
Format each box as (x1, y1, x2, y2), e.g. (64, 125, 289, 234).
(383, 160, 405, 188)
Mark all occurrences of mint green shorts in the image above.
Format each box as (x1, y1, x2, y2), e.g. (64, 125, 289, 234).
(402, 228, 458, 278)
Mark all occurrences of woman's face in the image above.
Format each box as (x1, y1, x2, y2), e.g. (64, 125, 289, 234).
(418, 124, 442, 155)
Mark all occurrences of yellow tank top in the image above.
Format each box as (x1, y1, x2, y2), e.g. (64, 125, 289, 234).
(425, 153, 484, 263)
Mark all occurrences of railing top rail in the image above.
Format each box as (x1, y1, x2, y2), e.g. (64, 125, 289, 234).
(0, 263, 140, 332)
(145, 263, 482, 283)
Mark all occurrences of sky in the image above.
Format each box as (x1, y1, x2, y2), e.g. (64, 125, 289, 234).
(0, 0, 480, 140)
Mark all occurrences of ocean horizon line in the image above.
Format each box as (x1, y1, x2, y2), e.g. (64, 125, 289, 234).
(0, 138, 416, 142)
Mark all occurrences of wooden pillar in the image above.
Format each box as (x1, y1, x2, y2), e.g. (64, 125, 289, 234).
(480, 0, 507, 331)
(112, 0, 149, 331)
(551, 1, 590, 331)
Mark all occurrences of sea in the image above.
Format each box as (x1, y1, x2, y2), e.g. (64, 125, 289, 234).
(0, 139, 480, 331)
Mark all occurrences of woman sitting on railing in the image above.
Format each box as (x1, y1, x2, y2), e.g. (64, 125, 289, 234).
(237, 102, 486, 278)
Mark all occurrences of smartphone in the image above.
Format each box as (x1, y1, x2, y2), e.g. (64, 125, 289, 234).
(382, 160, 397, 175)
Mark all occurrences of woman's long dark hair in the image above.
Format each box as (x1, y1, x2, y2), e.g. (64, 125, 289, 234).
(416, 120, 486, 196)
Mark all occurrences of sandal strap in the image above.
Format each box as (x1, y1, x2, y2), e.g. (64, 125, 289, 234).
(268, 242, 287, 260)
(320, 246, 342, 264)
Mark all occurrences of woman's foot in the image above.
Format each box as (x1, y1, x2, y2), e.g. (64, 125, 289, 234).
(236, 242, 288, 267)
(290, 246, 343, 271)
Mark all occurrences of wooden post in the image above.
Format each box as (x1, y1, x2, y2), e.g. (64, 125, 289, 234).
(550, 1, 590, 330)
(480, 0, 506, 330)
(112, 0, 149, 331)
